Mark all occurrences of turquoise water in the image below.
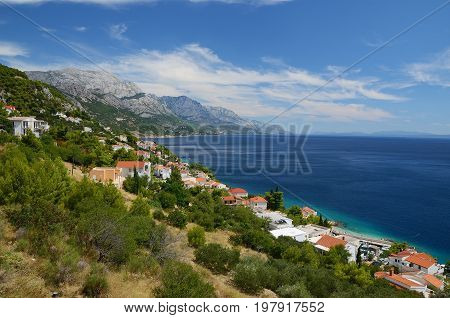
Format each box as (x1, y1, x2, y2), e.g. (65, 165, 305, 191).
(157, 135, 450, 262)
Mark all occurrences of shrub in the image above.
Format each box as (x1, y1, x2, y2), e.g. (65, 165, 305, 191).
(155, 261, 216, 298)
(129, 195, 151, 217)
(276, 282, 311, 298)
(187, 226, 206, 248)
(82, 265, 109, 298)
(127, 253, 159, 275)
(232, 256, 267, 294)
(167, 209, 188, 229)
(158, 191, 177, 209)
(194, 243, 240, 274)
(153, 209, 166, 221)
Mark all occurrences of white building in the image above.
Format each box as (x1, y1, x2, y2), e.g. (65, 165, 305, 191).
(249, 196, 268, 211)
(116, 161, 151, 179)
(112, 144, 133, 152)
(270, 227, 306, 242)
(154, 165, 171, 179)
(311, 234, 358, 262)
(8, 116, 49, 137)
(388, 250, 441, 275)
(256, 211, 293, 230)
(296, 224, 331, 239)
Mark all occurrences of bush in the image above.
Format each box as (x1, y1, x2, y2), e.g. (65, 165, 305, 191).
(158, 191, 177, 209)
(129, 195, 151, 217)
(82, 265, 109, 298)
(127, 253, 159, 275)
(187, 226, 206, 248)
(167, 209, 188, 229)
(155, 261, 216, 298)
(194, 243, 240, 274)
(232, 256, 267, 294)
(276, 282, 311, 298)
(153, 209, 166, 221)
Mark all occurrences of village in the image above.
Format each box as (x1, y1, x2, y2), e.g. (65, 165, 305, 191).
(3, 107, 448, 298)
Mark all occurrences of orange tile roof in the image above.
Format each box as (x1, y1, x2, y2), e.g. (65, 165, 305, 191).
(229, 188, 247, 194)
(196, 177, 206, 182)
(250, 196, 267, 203)
(222, 196, 236, 201)
(388, 274, 423, 288)
(374, 271, 389, 279)
(423, 274, 443, 289)
(391, 249, 415, 258)
(405, 253, 436, 268)
(116, 161, 146, 169)
(316, 234, 347, 249)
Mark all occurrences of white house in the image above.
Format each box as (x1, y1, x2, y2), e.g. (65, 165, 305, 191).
(249, 196, 268, 211)
(112, 144, 133, 152)
(8, 116, 49, 137)
(116, 161, 151, 179)
(154, 165, 171, 179)
(388, 250, 441, 275)
(311, 234, 358, 262)
(270, 227, 306, 243)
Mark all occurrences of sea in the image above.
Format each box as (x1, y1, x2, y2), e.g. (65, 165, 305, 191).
(155, 134, 450, 262)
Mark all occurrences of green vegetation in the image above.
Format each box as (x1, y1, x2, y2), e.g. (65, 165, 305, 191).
(194, 243, 240, 274)
(187, 226, 206, 248)
(155, 261, 216, 298)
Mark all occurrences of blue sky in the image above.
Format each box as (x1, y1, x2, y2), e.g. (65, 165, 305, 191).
(0, 0, 449, 134)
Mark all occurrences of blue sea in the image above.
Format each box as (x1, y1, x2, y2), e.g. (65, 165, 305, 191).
(156, 135, 450, 262)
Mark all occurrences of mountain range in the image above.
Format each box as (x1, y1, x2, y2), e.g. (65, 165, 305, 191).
(27, 68, 259, 134)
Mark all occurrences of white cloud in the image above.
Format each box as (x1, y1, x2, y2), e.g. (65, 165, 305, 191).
(109, 23, 128, 41)
(0, 41, 28, 57)
(405, 48, 450, 87)
(94, 43, 399, 121)
(74, 26, 88, 32)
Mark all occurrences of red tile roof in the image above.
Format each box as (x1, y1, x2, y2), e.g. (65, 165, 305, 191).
(405, 253, 436, 269)
(250, 196, 267, 203)
(391, 249, 415, 258)
(423, 274, 443, 289)
(4, 105, 16, 110)
(222, 196, 236, 201)
(229, 188, 248, 194)
(389, 274, 423, 288)
(116, 161, 146, 169)
(315, 234, 347, 249)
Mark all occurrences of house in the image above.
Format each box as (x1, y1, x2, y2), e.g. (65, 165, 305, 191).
(196, 177, 207, 186)
(296, 224, 331, 239)
(222, 195, 237, 206)
(255, 211, 293, 230)
(3, 105, 16, 114)
(135, 150, 150, 159)
(229, 188, 248, 199)
(211, 182, 228, 190)
(154, 165, 171, 179)
(83, 127, 93, 133)
(375, 270, 428, 296)
(249, 196, 268, 211)
(312, 234, 357, 262)
(270, 227, 307, 243)
(8, 116, 49, 137)
(183, 180, 197, 189)
(301, 206, 318, 218)
(388, 250, 441, 275)
(116, 161, 151, 178)
(89, 167, 123, 188)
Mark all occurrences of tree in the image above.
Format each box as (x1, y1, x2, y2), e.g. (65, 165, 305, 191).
(158, 191, 177, 209)
(265, 188, 284, 211)
(129, 195, 151, 217)
(324, 245, 350, 267)
(187, 226, 206, 248)
(155, 261, 216, 298)
(232, 256, 267, 295)
(167, 209, 188, 229)
(194, 243, 240, 274)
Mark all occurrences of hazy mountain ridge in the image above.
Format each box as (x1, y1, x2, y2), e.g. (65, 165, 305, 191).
(27, 68, 258, 131)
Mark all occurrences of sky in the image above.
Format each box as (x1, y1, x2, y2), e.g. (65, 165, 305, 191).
(0, 0, 449, 134)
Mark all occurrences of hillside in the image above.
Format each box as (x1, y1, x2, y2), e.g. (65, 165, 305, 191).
(27, 68, 259, 135)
